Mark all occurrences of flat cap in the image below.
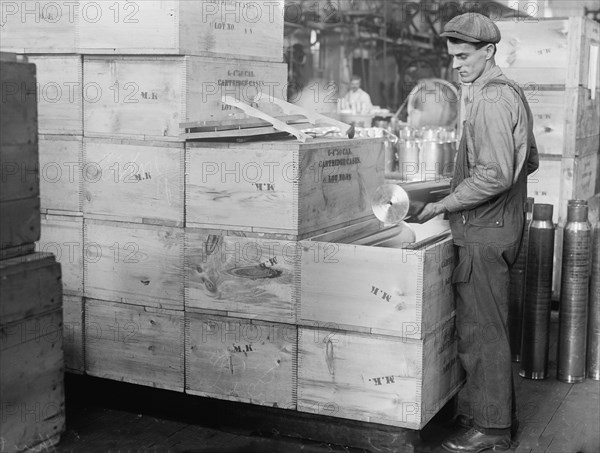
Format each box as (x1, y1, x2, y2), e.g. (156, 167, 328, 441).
(441, 13, 501, 44)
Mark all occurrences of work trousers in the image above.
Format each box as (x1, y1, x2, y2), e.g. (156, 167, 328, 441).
(453, 239, 520, 434)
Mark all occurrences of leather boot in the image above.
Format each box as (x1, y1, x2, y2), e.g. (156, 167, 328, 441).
(452, 415, 519, 438)
(442, 427, 511, 453)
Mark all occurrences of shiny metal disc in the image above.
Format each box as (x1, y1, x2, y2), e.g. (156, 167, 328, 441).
(371, 184, 410, 225)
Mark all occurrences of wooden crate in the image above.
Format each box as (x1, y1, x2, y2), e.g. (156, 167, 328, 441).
(0, 1, 284, 61)
(0, 252, 62, 329)
(0, 197, 40, 253)
(299, 234, 455, 338)
(527, 88, 600, 157)
(27, 55, 83, 135)
(78, 0, 284, 61)
(0, 143, 39, 203)
(0, 308, 65, 453)
(297, 318, 462, 430)
(85, 299, 184, 391)
(0, 252, 64, 451)
(63, 295, 84, 373)
(0, 1, 78, 53)
(528, 154, 599, 225)
(83, 56, 287, 140)
(0, 59, 37, 147)
(39, 134, 83, 215)
(186, 138, 385, 239)
(82, 137, 184, 226)
(83, 219, 184, 309)
(186, 313, 296, 408)
(185, 229, 297, 324)
(37, 213, 84, 296)
(496, 17, 600, 88)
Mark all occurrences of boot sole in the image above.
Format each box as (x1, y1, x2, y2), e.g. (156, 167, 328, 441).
(441, 440, 511, 453)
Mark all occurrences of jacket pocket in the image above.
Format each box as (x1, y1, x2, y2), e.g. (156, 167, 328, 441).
(468, 195, 507, 227)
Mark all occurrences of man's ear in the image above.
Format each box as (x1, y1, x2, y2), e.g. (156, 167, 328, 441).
(485, 43, 495, 60)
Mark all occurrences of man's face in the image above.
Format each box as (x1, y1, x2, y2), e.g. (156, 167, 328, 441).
(447, 41, 491, 83)
(350, 79, 361, 92)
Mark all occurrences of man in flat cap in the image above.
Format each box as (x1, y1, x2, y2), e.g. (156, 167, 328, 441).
(416, 12, 539, 453)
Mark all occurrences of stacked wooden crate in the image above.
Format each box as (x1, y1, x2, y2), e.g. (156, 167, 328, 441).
(185, 137, 384, 411)
(0, 0, 287, 384)
(1, 1, 462, 431)
(0, 53, 65, 452)
(184, 133, 462, 428)
(496, 17, 600, 296)
(2, 7, 86, 373)
(79, 1, 288, 393)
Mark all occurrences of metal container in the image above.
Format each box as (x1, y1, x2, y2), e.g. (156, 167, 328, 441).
(441, 141, 457, 177)
(520, 204, 555, 380)
(510, 197, 534, 362)
(397, 140, 420, 179)
(419, 141, 445, 181)
(588, 223, 600, 380)
(401, 179, 452, 220)
(557, 200, 592, 383)
(371, 179, 451, 224)
(384, 140, 398, 175)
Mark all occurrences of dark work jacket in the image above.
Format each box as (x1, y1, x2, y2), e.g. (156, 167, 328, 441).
(447, 76, 538, 248)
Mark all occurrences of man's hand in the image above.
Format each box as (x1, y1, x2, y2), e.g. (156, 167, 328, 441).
(415, 202, 446, 223)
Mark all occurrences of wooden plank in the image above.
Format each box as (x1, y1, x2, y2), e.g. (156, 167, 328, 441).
(63, 295, 84, 374)
(77, 0, 284, 61)
(0, 252, 61, 326)
(37, 214, 84, 296)
(185, 229, 296, 324)
(297, 319, 461, 430)
(0, 143, 39, 203)
(221, 96, 312, 142)
(0, 309, 65, 453)
(39, 134, 83, 215)
(82, 137, 184, 226)
(0, 0, 78, 53)
(496, 17, 600, 88)
(186, 137, 384, 239)
(84, 299, 184, 391)
(299, 236, 455, 338)
(0, 60, 37, 147)
(0, 198, 41, 258)
(26, 55, 83, 135)
(181, 114, 306, 130)
(304, 217, 382, 244)
(0, 243, 36, 261)
(185, 313, 296, 408)
(212, 403, 424, 453)
(182, 125, 303, 140)
(563, 87, 600, 146)
(83, 219, 184, 309)
(83, 56, 287, 139)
